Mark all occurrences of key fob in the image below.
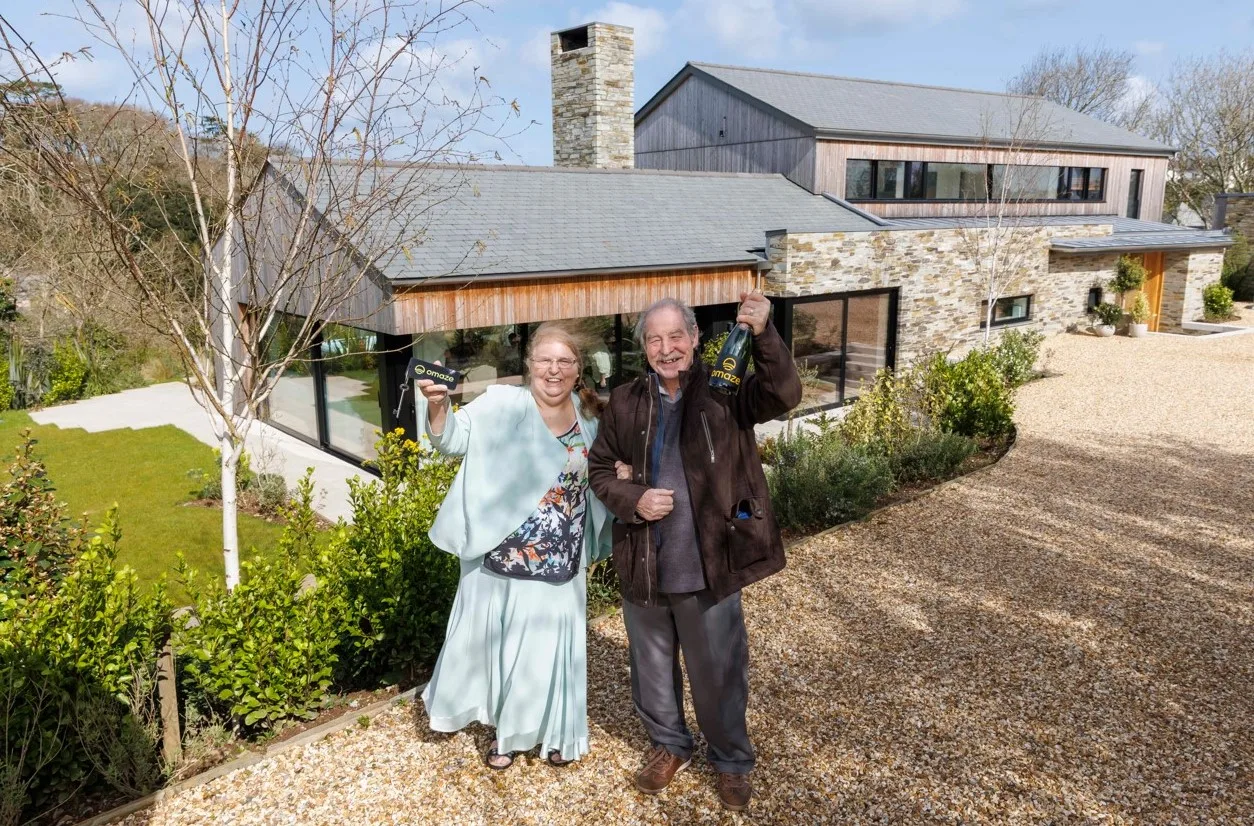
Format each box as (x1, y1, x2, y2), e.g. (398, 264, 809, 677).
(407, 357, 462, 388)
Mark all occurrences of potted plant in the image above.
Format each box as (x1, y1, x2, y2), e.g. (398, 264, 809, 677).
(1111, 255, 1147, 307)
(1089, 302, 1123, 337)
(1128, 292, 1152, 337)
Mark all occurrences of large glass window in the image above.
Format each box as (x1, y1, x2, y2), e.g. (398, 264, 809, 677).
(847, 159, 1107, 202)
(261, 313, 318, 441)
(791, 299, 844, 409)
(785, 289, 897, 412)
(846, 160, 873, 199)
(321, 323, 382, 459)
(413, 323, 525, 407)
(875, 161, 906, 200)
(925, 162, 989, 200)
(991, 164, 1058, 200)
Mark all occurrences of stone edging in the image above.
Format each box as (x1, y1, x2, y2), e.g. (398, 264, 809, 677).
(77, 687, 423, 826)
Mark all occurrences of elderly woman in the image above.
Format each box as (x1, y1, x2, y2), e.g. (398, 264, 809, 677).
(416, 323, 612, 769)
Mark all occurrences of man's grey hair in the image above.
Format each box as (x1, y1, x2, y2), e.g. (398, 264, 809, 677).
(634, 298, 698, 347)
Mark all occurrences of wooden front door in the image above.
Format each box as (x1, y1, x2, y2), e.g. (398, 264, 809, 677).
(1141, 252, 1166, 332)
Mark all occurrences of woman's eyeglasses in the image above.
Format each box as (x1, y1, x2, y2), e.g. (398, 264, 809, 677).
(530, 357, 578, 370)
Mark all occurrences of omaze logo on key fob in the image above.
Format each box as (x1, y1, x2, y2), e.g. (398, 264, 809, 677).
(407, 357, 462, 388)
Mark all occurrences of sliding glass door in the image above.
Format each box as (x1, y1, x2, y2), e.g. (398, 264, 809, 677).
(778, 289, 897, 411)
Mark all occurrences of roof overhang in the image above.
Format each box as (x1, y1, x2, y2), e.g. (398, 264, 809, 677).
(1050, 236, 1233, 254)
(390, 257, 769, 288)
(813, 129, 1177, 157)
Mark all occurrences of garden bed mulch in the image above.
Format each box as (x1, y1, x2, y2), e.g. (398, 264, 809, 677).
(102, 331, 1254, 825)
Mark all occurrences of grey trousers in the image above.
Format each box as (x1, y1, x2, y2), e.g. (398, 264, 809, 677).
(622, 590, 755, 774)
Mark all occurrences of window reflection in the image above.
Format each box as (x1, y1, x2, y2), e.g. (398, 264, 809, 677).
(413, 324, 525, 407)
(321, 323, 381, 459)
(261, 313, 318, 441)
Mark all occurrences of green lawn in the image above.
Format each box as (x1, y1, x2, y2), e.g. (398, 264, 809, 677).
(0, 410, 286, 592)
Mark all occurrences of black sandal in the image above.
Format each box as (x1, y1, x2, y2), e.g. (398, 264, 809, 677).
(547, 749, 574, 767)
(484, 740, 517, 771)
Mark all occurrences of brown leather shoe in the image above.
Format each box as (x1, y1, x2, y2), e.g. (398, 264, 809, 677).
(717, 772, 752, 811)
(634, 745, 690, 794)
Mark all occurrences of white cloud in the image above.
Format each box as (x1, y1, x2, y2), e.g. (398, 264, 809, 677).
(587, 2, 668, 57)
(1134, 40, 1165, 56)
(790, 0, 965, 32)
(1120, 73, 1158, 111)
(520, 27, 554, 73)
(679, 0, 784, 55)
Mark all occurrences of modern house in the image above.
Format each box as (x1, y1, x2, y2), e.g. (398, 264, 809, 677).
(235, 22, 1231, 468)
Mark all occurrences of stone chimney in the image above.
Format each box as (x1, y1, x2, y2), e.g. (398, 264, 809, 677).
(551, 23, 634, 169)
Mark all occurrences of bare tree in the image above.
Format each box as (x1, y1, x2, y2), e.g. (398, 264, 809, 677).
(0, 1, 518, 588)
(956, 99, 1059, 344)
(1009, 44, 1155, 133)
(1155, 49, 1254, 225)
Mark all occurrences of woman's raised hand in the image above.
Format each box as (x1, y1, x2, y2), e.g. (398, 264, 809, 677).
(416, 361, 450, 407)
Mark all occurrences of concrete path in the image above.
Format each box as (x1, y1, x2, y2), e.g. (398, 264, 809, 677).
(29, 382, 368, 523)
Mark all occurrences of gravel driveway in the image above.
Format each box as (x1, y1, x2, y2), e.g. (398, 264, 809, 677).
(122, 330, 1254, 825)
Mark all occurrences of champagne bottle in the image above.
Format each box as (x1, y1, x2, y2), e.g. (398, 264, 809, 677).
(708, 322, 752, 394)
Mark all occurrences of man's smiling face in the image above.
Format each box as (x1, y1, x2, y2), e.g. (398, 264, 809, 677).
(643, 306, 699, 385)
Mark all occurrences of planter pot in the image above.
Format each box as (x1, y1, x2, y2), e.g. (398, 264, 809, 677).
(1095, 324, 1116, 337)
(1128, 322, 1149, 338)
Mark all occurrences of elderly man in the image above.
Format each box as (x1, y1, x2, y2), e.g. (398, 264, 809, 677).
(588, 293, 801, 812)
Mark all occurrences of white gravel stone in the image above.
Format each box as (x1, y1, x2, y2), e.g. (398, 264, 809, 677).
(121, 331, 1254, 825)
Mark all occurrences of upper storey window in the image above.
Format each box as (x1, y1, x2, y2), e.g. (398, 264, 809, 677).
(846, 159, 1107, 202)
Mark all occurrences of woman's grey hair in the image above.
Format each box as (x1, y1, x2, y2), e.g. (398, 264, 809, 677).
(634, 298, 698, 347)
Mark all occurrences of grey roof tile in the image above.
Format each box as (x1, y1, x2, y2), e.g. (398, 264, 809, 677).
(681, 63, 1173, 155)
(297, 164, 881, 280)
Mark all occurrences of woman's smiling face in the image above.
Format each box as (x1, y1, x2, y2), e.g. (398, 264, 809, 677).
(528, 338, 579, 404)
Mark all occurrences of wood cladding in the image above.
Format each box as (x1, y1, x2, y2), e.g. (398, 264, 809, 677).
(392, 266, 756, 333)
(636, 75, 816, 190)
(815, 141, 1169, 221)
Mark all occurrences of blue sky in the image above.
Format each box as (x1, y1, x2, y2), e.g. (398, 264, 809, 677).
(6, 0, 1253, 165)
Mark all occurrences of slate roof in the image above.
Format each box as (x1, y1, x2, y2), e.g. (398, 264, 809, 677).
(641, 63, 1174, 156)
(290, 163, 881, 281)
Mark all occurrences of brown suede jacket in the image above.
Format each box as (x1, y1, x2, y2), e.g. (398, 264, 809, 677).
(587, 322, 802, 606)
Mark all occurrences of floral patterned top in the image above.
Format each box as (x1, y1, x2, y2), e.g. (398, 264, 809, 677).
(482, 422, 588, 584)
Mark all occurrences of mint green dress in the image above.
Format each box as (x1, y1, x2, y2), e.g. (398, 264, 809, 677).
(418, 386, 611, 760)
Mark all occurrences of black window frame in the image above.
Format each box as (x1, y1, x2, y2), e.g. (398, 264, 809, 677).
(1086, 286, 1103, 311)
(980, 294, 1034, 329)
(1126, 168, 1143, 219)
(846, 159, 1108, 203)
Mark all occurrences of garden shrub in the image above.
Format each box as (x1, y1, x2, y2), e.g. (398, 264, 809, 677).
(319, 430, 460, 685)
(248, 472, 288, 517)
(1202, 282, 1235, 321)
(0, 374, 13, 412)
(889, 431, 979, 485)
(839, 367, 925, 456)
(768, 431, 893, 533)
(586, 561, 620, 618)
(1222, 231, 1252, 301)
(0, 510, 170, 820)
(923, 350, 1015, 440)
(42, 341, 88, 405)
(1110, 254, 1147, 298)
(176, 473, 341, 734)
(989, 329, 1045, 389)
(0, 433, 83, 596)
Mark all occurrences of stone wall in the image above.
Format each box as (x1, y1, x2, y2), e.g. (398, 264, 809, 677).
(1213, 193, 1254, 238)
(1160, 250, 1223, 329)
(551, 23, 634, 169)
(765, 223, 1110, 365)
